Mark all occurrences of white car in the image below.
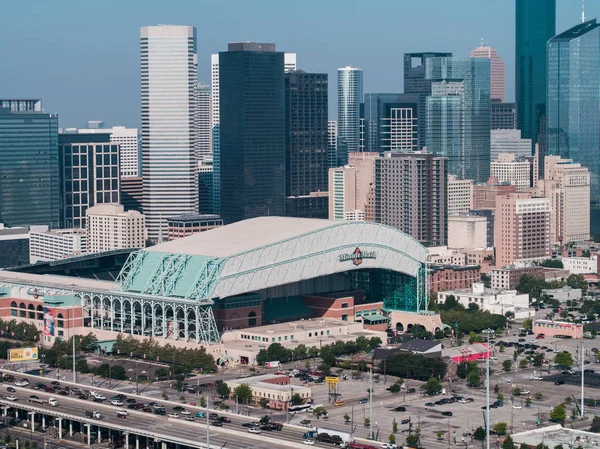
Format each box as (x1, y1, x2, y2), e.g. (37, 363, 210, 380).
(529, 376, 543, 380)
(15, 380, 29, 387)
(381, 444, 398, 449)
(303, 440, 315, 446)
(458, 398, 467, 404)
(513, 404, 522, 409)
(248, 427, 261, 434)
(521, 390, 530, 395)
(110, 400, 124, 406)
(5, 395, 17, 401)
(180, 409, 191, 415)
(117, 409, 129, 416)
(91, 392, 106, 400)
(168, 413, 179, 418)
(505, 377, 512, 383)
(490, 356, 498, 361)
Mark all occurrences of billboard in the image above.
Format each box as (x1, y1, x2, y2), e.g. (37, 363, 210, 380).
(9, 347, 38, 362)
(43, 307, 55, 337)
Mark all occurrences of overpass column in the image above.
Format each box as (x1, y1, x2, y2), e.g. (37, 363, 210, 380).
(97, 426, 101, 444)
(124, 433, 129, 449)
(135, 434, 139, 449)
(69, 419, 73, 436)
(58, 418, 62, 439)
(41, 415, 45, 430)
(87, 424, 91, 446)
(30, 412, 34, 433)
(161, 442, 167, 449)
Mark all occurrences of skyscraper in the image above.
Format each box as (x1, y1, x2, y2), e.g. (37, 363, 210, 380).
(328, 121, 337, 168)
(403, 52, 452, 149)
(284, 53, 297, 72)
(426, 57, 491, 183)
(515, 0, 556, 151)
(219, 42, 286, 224)
(210, 53, 221, 215)
(337, 66, 363, 165)
(284, 70, 329, 218)
(363, 93, 419, 153)
(0, 100, 60, 228)
(196, 82, 211, 163)
(141, 25, 199, 241)
(491, 100, 516, 130)
(470, 42, 506, 101)
(547, 19, 600, 200)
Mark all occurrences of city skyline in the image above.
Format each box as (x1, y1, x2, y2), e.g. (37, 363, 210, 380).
(0, 0, 594, 129)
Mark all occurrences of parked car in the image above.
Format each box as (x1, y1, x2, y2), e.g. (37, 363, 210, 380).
(358, 398, 368, 404)
(247, 427, 261, 434)
(442, 411, 453, 417)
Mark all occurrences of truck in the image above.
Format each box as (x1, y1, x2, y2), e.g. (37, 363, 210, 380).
(303, 428, 351, 446)
(86, 410, 102, 420)
(48, 398, 59, 407)
(265, 361, 280, 369)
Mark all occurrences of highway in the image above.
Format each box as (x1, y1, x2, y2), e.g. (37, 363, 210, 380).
(0, 369, 359, 449)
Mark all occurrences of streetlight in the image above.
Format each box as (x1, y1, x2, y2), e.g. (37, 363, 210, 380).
(482, 328, 495, 449)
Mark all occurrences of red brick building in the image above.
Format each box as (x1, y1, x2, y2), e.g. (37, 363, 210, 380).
(429, 264, 481, 293)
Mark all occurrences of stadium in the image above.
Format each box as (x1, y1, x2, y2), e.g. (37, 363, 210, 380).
(0, 217, 440, 355)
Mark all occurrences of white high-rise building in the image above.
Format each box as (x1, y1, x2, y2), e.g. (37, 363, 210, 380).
(284, 53, 297, 72)
(448, 174, 474, 215)
(210, 53, 221, 215)
(490, 129, 532, 163)
(86, 204, 146, 253)
(490, 153, 532, 192)
(62, 126, 139, 178)
(196, 82, 211, 162)
(470, 42, 505, 101)
(29, 228, 87, 264)
(337, 66, 363, 165)
(141, 25, 199, 241)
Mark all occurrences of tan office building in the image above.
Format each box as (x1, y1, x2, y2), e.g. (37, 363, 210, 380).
(86, 204, 146, 254)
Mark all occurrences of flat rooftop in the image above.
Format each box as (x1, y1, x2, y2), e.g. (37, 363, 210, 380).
(512, 425, 600, 448)
(230, 319, 355, 335)
(0, 270, 113, 292)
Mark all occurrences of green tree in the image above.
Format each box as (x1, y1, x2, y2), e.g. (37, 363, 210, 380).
(468, 303, 480, 312)
(266, 343, 291, 363)
(76, 359, 90, 374)
(199, 396, 207, 408)
(381, 352, 447, 381)
(473, 427, 486, 441)
(493, 422, 507, 435)
(392, 418, 398, 433)
(555, 445, 564, 449)
(343, 413, 350, 423)
(534, 392, 544, 400)
(536, 444, 549, 449)
(549, 404, 567, 423)
(497, 393, 504, 401)
(388, 383, 401, 393)
(555, 351, 573, 367)
(467, 370, 481, 387)
(589, 415, 600, 433)
(406, 433, 419, 447)
(503, 435, 516, 449)
(469, 331, 484, 343)
(441, 295, 464, 311)
(502, 360, 512, 372)
(259, 398, 269, 409)
(256, 349, 268, 366)
(313, 406, 327, 417)
(566, 274, 588, 295)
(519, 359, 529, 369)
(533, 353, 544, 367)
(494, 384, 500, 394)
(423, 377, 442, 395)
(293, 344, 308, 360)
(389, 433, 397, 444)
(542, 259, 564, 269)
(233, 384, 253, 403)
(215, 380, 230, 399)
(291, 393, 303, 406)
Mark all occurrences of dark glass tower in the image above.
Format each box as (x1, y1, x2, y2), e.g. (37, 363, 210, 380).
(547, 19, 600, 200)
(403, 52, 452, 149)
(219, 43, 285, 224)
(284, 70, 329, 218)
(0, 101, 60, 228)
(515, 0, 556, 152)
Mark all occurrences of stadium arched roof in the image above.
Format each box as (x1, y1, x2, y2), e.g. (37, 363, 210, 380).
(116, 217, 428, 304)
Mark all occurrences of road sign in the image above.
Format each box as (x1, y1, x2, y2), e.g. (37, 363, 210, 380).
(325, 376, 338, 384)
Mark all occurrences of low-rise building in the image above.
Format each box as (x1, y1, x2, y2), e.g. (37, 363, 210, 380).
(448, 214, 488, 249)
(226, 374, 312, 411)
(513, 425, 600, 449)
(29, 228, 87, 264)
(490, 266, 570, 290)
(541, 286, 582, 303)
(427, 246, 467, 265)
(532, 320, 583, 339)
(166, 214, 223, 241)
(0, 224, 31, 268)
(429, 264, 480, 293)
(560, 255, 599, 275)
(437, 283, 532, 318)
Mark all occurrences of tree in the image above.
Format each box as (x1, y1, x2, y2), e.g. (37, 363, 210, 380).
(233, 384, 253, 403)
(519, 359, 529, 369)
(392, 418, 398, 433)
(382, 353, 447, 381)
(494, 384, 500, 394)
(313, 406, 327, 417)
(199, 396, 207, 408)
(549, 404, 567, 423)
(441, 295, 465, 311)
(468, 303, 480, 312)
(343, 413, 350, 423)
(497, 393, 504, 401)
(469, 331, 484, 343)
(513, 387, 522, 396)
(534, 392, 544, 400)
(389, 433, 397, 444)
(266, 343, 291, 363)
(76, 359, 90, 374)
(567, 274, 588, 295)
(555, 445, 564, 449)
(542, 259, 564, 269)
(502, 360, 512, 372)
(423, 378, 442, 395)
(215, 380, 230, 399)
(256, 349, 268, 366)
(473, 427, 486, 441)
(457, 361, 478, 379)
(533, 353, 544, 367)
(259, 398, 269, 409)
(555, 351, 573, 367)
(589, 415, 600, 433)
(406, 433, 419, 447)
(293, 344, 308, 360)
(493, 422, 507, 435)
(388, 383, 401, 393)
(291, 393, 303, 406)
(503, 435, 516, 449)
(467, 370, 481, 387)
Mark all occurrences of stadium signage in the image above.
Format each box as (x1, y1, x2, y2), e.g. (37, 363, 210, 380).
(338, 247, 376, 266)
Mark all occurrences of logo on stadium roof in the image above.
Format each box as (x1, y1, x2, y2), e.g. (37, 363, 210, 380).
(338, 247, 376, 266)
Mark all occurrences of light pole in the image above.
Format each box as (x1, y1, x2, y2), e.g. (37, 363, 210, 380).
(580, 345, 585, 418)
(369, 368, 373, 440)
(484, 328, 494, 449)
(72, 313, 76, 384)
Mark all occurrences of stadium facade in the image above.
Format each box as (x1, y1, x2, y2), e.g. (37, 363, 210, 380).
(0, 217, 436, 352)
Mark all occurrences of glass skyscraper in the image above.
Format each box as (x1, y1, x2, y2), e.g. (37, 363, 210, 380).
(547, 19, 600, 200)
(337, 66, 363, 165)
(426, 57, 491, 183)
(515, 0, 556, 151)
(0, 101, 60, 228)
(141, 25, 199, 242)
(219, 42, 286, 224)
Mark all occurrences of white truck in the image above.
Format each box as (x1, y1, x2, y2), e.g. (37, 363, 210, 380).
(48, 398, 59, 407)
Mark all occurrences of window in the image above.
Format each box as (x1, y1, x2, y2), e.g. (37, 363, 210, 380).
(341, 302, 349, 309)
(356, 311, 362, 317)
(278, 337, 281, 342)
(308, 333, 312, 337)
(341, 314, 348, 321)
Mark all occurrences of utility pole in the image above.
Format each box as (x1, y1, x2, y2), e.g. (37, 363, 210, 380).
(581, 345, 585, 418)
(485, 329, 492, 449)
(72, 313, 76, 384)
(206, 397, 210, 448)
(351, 404, 354, 443)
(369, 368, 373, 440)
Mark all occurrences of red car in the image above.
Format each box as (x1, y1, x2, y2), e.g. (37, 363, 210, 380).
(536, 333, 545, 339)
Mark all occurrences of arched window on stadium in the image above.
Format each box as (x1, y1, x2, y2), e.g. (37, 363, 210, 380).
(19, 303, 26, 318)
(248, 311, 257, 327)
(10, 302, 17, 317)
(57, 313, 64, 328)
(27, 304, 35, 319)
(36, 305, 43, 320)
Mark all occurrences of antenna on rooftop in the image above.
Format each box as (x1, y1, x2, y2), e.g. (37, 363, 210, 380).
(582, 0, 586, 23)
(480, 38, 485, 47)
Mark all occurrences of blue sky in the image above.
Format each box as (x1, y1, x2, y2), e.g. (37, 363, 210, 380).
(0, 0, 595, 129)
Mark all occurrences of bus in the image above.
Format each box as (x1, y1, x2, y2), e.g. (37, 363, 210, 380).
(288, 404, 312, 414)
